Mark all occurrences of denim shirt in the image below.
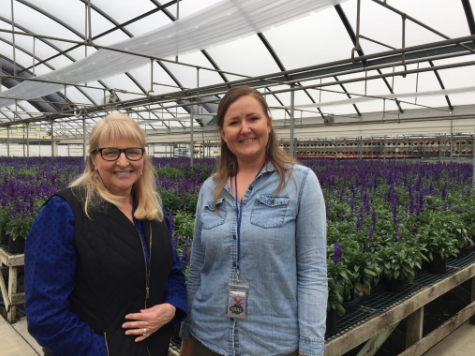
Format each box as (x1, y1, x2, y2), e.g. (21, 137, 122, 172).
(180, 163, 327, 356)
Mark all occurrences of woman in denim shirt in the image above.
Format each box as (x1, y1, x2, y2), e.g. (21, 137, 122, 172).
(180, 86, 327, 356)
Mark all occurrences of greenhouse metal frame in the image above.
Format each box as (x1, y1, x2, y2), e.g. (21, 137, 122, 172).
(0, 0, 474, 162)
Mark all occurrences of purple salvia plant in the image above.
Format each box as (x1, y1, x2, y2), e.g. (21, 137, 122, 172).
(180, 237, 191, 270)
(332, 240, 342, 263)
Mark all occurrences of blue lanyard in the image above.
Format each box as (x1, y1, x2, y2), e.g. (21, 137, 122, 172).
(234, 163, 266, 281)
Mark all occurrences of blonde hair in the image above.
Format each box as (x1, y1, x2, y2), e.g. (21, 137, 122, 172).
(213, 86, 299, 206)
(70, 113, 163, 221)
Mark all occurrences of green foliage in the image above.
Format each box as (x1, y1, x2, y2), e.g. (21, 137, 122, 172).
(418, 211, 463, 259)
(340, 240, 381, 297)
(6, 212, 35, 241)
(174, 211, 195, 246)
(377, 242, 426, 283)
(161, 189, 185, 213)
(327, 260, 351, 316)
(0, 205, 11, 235)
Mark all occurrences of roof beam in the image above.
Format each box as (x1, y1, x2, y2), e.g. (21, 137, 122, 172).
(1, 35, 474, 127)
(335, 4, 403, 114)
(462, 0, 475, 46)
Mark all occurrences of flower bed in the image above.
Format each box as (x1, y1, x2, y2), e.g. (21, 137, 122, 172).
(1, 157, 474, 319)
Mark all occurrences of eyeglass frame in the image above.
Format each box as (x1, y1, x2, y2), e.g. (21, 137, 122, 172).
(94, 147, 145, 161)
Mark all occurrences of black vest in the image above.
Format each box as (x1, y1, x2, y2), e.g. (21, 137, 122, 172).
(51, 187, 174, 356)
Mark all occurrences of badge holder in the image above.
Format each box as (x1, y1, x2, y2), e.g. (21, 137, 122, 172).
(226, 279, 249, 319)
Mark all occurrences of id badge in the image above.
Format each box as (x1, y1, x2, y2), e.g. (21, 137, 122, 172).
(226, 280, 249, 319)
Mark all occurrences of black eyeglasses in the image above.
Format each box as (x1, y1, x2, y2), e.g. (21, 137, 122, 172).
(95, 147, 145, 161)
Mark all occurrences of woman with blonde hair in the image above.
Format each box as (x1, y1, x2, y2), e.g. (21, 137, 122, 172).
(180, 86, 327, 356)
(25, 114, 187, 356)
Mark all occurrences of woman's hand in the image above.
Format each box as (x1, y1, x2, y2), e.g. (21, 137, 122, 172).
(123, 303, 176, 342)
(179, 338, 193, 356)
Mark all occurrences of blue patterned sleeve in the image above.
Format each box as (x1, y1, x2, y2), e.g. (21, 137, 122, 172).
(161, 206, 187, 324)
(25, 196, 107, 356)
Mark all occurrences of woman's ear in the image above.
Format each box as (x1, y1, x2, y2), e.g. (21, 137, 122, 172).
(267, 116, 273, 134)
(219, 127, 226, 142)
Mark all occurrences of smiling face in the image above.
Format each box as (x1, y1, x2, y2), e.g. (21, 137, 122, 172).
(219, 94, 272, 165)
(92, 138, 144, 197)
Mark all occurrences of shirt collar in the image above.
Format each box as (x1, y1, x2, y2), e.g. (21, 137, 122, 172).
(223, 161, 276, 194)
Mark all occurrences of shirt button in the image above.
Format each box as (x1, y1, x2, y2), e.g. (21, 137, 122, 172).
(233, 234, 236, 240)
(233, 262, 236, 267)
(249, 186, 253, 191)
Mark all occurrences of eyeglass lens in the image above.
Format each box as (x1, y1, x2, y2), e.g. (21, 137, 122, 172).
(101, 148, 143, 161)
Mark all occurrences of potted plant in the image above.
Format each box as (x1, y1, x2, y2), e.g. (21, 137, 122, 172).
(417, 211, 460, 274)
(326, 256, 351, 336)
(341, 242, 380, 298)
(5, 209, 35, 254)
(377, 241, 426, 292)
(0, 205, 11, 246)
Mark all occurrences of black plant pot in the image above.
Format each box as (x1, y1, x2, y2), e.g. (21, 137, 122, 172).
(0, 230, 8, 246)
(325, 309, 337, 337)
(461, 243, 475, 255)
(461, 237, 475, 255)
(428, 253, 446, 274)
(343, 290, 367, 315)
(8, 235, 25, 254)
(382, 276, 407, 293)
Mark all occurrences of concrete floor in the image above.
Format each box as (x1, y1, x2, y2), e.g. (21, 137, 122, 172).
(422, 321, 475, 356)
(0, 316, 41, 356)
(0, 315, 474, 356)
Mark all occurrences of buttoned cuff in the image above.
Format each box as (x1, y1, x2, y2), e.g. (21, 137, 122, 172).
(299, 336, 324, 356)
(179, 322, 192, 339)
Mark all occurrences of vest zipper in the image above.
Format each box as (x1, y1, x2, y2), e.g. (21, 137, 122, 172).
(137, 223, 152, 308)
(145, 223, 153, 356)
(103, 332, 110, 356)
(139, 222, 153, 356)
(148, 222, 153, 305)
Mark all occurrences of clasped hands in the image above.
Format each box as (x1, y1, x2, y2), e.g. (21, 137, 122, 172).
(122, 303, 176, 342)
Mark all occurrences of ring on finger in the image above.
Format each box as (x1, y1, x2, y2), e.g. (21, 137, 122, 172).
(143, 328, 147, 337)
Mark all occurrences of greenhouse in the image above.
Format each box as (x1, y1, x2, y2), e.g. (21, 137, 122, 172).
(1, 0, 475, 355)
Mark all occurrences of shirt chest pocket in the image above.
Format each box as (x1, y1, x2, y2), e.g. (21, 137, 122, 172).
(250, 194, 290, 229)
(201, 197, 227, 230)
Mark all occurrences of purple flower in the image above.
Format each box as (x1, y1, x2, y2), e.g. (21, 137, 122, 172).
(332, 240, 342, 263)
(180, 237, 191, 270)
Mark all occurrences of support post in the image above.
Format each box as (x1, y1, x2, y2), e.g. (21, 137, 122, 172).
(360, 136, 363, 160)
(51, 121, 55, 157)
(450, 122, 453, 162)
(7, 126, 10, 157)
(472, 123, 475, 188)
(83, 118, 86, 161)
(26, 123, 29, 157)
(190, 108, 194, 168)
(290, 84, 295, 159)
(406, 307, 424, 347)
(470, 275, 475, 325)
(7, 266, 17, 323)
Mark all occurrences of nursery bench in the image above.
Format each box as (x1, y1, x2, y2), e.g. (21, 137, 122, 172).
(324, 254, 475, 356)
(0, 245, 24, 323)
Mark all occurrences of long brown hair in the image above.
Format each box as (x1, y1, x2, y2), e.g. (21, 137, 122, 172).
(70, 113, 163, 221)
(212, 86, 299, 206)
